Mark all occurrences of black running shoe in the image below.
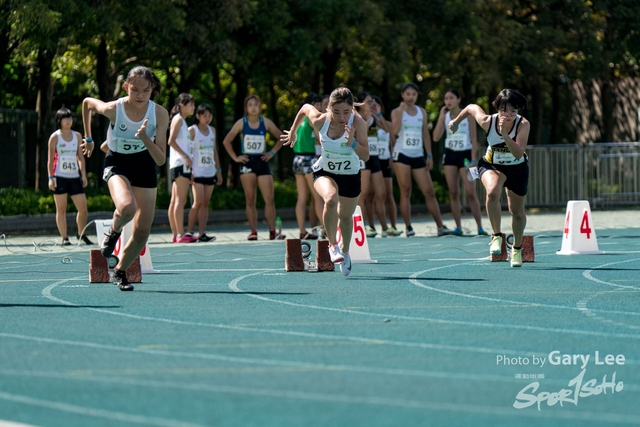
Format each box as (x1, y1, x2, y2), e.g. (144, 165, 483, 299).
(101, 226, 121, 257)
(77, 233, 94, 245)
(113, 269, 134, 291)
(61, 237, 71, 246)
(198, 233, 216, 242)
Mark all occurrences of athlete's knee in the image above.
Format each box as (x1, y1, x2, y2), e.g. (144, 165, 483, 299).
(324, 193, 339, 209)
(118, 201, 137, 220)
(132, 225, 151, 242)
(449, 187, 460, 200)
(486, 188, 501, 202)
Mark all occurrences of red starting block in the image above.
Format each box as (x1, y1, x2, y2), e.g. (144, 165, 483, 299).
(491, 234, 535, 262)
(89, 249, 142, 283)
(284, 239, 334, 272)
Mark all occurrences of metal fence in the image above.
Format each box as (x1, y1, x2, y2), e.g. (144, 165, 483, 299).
(461, 142, 640, 208)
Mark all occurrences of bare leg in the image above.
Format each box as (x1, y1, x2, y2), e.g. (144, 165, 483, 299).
(392, 162, 413, 228)
(412, 167, 444, 228)
(314, 177, 339, 245)
(481, 170, 507, 234)
(257, 175, 276, 231)
(240, 173, 258, 232)
(507, 189, 527, 247)
(53, 193, 69, 239)
(444, 165, 462, 228)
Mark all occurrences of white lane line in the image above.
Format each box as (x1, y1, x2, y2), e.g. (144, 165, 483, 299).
(0, 392, 205, 427)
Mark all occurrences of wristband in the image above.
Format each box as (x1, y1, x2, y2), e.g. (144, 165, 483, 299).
(376, 112, 382, 117)
(269, 150, 275, 156)
(216, 167, 222, 172)
(351, 141, 357, 149)
(470, 159, 476, 164)
(85, 137, 93, 142)
(449, 121, 458, 130)
(48, 176, 55, 180)
(427, 154, 433, 159)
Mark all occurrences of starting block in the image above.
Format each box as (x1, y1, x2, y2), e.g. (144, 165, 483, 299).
(491, 234, 535, 262)
(284, 239, 334, 272)
(89, 249, 142, 283)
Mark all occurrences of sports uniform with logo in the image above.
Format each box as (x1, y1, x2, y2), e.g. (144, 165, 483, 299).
(103, 98, 158, 188)
(239, 116, 271, 176)
(292, 117, 317, 175)
(442, 112, 473, 168)
(312, 114, 361, 198)
(169, 113, 193, 181)
(191, 125, 217, 186)
(52, 130, 84, 195)
(477, 114, 529, 196)
(393, 109, 427, 169)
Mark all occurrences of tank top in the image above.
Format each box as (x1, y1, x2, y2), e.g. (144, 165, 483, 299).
(377, 129, 391, 160)
(367, 116, 379, 156)
(444, 111, 472, 151)
(294, 117, 317, 154)
(191, 125, 216, 178)
(312, 114, 359, 175)
(169, 114, 192, 169)
(241, 116, 267, 155)
(108, 98, 157, 154)
(53, 130, 80, 178)
(483, 114, 527, 165)
(396, 108, 425, 158)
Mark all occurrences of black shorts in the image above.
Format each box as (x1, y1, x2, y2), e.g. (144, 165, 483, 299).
(313, 169, 361, 198)
(478, 158, 529, 197)
(240, 155, 271, 176)
(103, 150, 157, 188)
(53, 176, 84, 196)
(379, 159, 392, 178)
(171, 165, 193, 181)
(292, 153, 316, 175)
(443, 149, 472, 168)
(393, 152, 426, 169)
(364, 155, 382, 173)
(193, 176, 217, 186)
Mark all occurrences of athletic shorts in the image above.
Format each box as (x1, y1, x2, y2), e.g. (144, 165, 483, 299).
(193, 176, 217, 186)
(103, 150, 157, 188)
(443, 149, 472, 168)
(313, 169, 361, 198)
(292, 153, 316, 175)
(393, 152, 426, 169)
(239, 155, 271, 176)
(379, 159, 392, 178)
(171, 165, 192, 181)
(477, 158, 529, 197)
(53, 176, 84, 196)
(364, 155, 382, 173)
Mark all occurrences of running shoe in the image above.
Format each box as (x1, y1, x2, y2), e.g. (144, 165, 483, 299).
(365, 226, 377, 238)
(510, 247, 523, 267)
(61, 237, 71, 246)
(451, 227, 464, 236)
(489, 234, 503, 255)
(178, 233, 197, 243)
(172, 236, 177, 243)
(198, 233, 216, 242)
(300, 231, 319, 240)
(77, 234, 94, 245)
(406, 226, 415, 237)
(329, 244, 344, 263)
(101, 226, 121, 257)
(247, 231, 258, 241)
(478, 227, 489, 236)
(112, 269, 134, 291)
(270, 231, 286, 240)
(340, 252, 352, 276)
(437, 226, 453, 236)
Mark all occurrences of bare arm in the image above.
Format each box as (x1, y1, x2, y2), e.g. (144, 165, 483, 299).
(81, 97, 117, 157)
(351, 115, 370, 162)
(213, 127, 223, 184)
(432, 107, 447, 142)
(222, 119, 247, 163)
(280, 104, 324, 147)
(390, 106, 403, 138)
(469, 115, 478, 163)
(421, 107, 434, 170)
(47, 133, 57, 191)
(263, 118, 283, 161)
(167, 116, 192, 168)
(145, 104, 169, 166)
(450, 104, 491, 133)
(502, 118, 530, 159)
(75, 131, 87, 187)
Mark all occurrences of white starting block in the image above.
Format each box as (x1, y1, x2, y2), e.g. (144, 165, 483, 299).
(95, 219, 160, 273)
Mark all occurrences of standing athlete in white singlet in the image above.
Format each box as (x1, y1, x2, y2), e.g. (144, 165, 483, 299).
(82, 65, 169, 291)
(449, 89, 530, 267)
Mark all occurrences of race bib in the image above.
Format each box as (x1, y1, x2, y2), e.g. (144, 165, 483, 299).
(197, 146, 214, 168)
(368, 136, 379, 156)
(402, 130, 422, 150)
(115, 137, 147, 153)
(59, 153, 78, 172)
(243, 134, 265, 154)
(492, 150, 526, 165)
(445, 133, 467, 151)
(378, 147, 387, 158)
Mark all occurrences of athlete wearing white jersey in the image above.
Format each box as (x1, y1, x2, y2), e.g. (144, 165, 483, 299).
(433, 88, 486, 237)
(186, 103, 222, 242)
(391, 82, 452, 237)
(282, 87, 369, 276)
(82, 65, 169, 290)
(47, 107, 92, 246)
(167, 93, 197, 244)
(449, 88, 530, 267)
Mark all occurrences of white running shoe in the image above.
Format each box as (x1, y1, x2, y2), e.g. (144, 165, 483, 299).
(340, 253, 352, 276)
(329, 244, 344, 263)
